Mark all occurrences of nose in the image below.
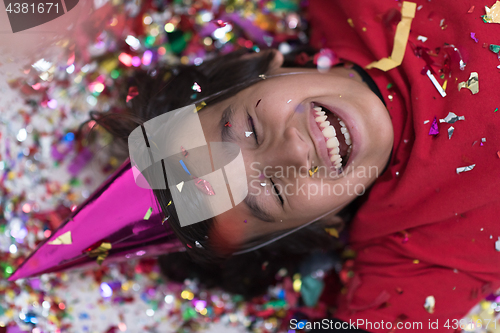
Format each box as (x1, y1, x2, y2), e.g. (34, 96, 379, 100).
(258, 126, 309, 178)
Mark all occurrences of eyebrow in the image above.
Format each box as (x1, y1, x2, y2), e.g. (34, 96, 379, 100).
(244, 195, 275, 223)
(220, 105, 237, 143)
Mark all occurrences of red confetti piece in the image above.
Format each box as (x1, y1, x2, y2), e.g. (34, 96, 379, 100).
(497, 151, 500, 158)
(467, 5, 475, 13)
(214, 20, 226, 27)
(224, 122, 231, 127)
(126, 87, 139, 102)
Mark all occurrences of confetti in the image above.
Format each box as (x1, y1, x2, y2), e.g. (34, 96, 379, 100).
(417, 35, 428, 42)
(347, 18, 354, 27)
(423, 120, 430, 124)
(482, 0, 500, 23)
(489, 44, 500, 53)
(192, 82, 201, 92)
(496, 238, 500, 251)
(260, 182, 266, 187)
(195, 241, 203, 248)
(143, 207, 153, 220)
(176, 181, 184, 192)
(426, 70, 447, 97)
(263, 35, 274, 47)
(439, 112, 465, 124)
(244, 219, 247, 223)
(180, 160, 191, 175)
(126, 86, 139, 102)
(458, 72, 479, 94)
(245, 131, 253, 137)
(324, 228, 339, 238)
(470, 32, 478, 43)
(224, 122, 231, 127)
(366, 1, 416, 71)
(428, 117, 439, 135)
(424, 295, 436, 314)
(162, 215, 170, 225)
(448, 126, 454, 139)
(468, 5, 475, 13)
(194, 177, 215, 196)
(195, 101, 207, 112)
(181, 146, 188, 157)
(456, 164, 476, 174)
(287, 99, 292, 103)
(48, 231, 72, 245)
(308, 166, 318, 177)
(85, 241, 112, 265)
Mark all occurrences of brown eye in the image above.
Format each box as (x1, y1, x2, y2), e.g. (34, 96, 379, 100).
(247, 113, 259, 144)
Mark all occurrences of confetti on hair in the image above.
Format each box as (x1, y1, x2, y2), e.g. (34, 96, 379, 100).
(325, 228, 339, 238)
(490, 44, 500, 53)
(482, 1, 500, 23)
(426, 70, 446, 97)
(256, 99, 262, 107)
(126, 86, 139, 102)
(195, 241, 203, 249)
(192, 82, 201, 92)
(181, 146, 188, 157)
(194, 177, 215, 196)
(224, 122, 232, 127)
(179, 160, 191, 175)
(468, 5, 475, 13)
(48, 231, 72, 245)
(190, 93, 197, 100)
(186, 243, 192, 249)
(162, 215, 170, 225)
(167, 200, 172, 206)
(176, 181, 184, 192)
(439, 112, 465, 124)
(259, 74, 267, 80)
(448, 126, 454, 139)
(428, 117, 439, 135)
(424, 296, 435, 314)
(245, 131, 253, 137)
(470, 32, 478, 43)
(143, 207, 153, 220)
(456, 164, 475, 174)
(458, 72, 479, 94)
(195, 101, 206, 112)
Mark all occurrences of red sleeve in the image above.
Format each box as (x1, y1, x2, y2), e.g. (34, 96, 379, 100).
(308, 0, 500, 331)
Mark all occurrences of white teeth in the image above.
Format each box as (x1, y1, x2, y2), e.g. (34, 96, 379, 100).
(313, 106, 322, 112)
(330, 146, 340, 155)
(326, 137, 339, 148)
(319, 121, 330, 128)
(322, 126, 335, 138)
(330, 154, 341, 163)
(315, 115, 327, 122)
(315, 110, 325, 116)
(345, 137, 352, 145)
(341, 127, 348, 134)
(339, 120, 346, 127)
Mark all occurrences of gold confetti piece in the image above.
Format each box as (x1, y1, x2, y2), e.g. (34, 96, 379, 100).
(48, 231, 72, 245)
(86, 242, 112, 265)
(365, 1, 417, 71)
(325, 228, 339, 238)
(413, 259, 420, 264)
(442, 79, 448, 91)
(195, 101, 207, 112)
(143, 207, 153, 220)
(458, 72, 479, 94)
(424, 295, 436, 313)
(483, 0, 500, 23)
(347, 18, 354, 27)
(176, 181, 184, 192)
(308, 166, 319, 177)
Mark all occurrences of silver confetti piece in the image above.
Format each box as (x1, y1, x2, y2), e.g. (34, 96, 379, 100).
(448, 126, 454, 139)
(439, 112, 465, 124)
(195, 241, 203, 249)
(260, 182, 266, 187)
(495, 238, 500, 252)
(456, 164, 475, 174)
(245, 131, 253, 137)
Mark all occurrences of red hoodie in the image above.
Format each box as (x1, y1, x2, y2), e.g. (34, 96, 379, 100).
(309, 0, 500, 331)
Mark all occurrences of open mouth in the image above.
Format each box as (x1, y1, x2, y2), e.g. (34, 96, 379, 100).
(312, 103, 353, 169)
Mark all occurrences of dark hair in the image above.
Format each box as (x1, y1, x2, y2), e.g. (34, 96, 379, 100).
(83, 47, 357, 297)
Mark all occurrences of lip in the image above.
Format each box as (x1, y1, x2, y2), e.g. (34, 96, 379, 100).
(307, 104, 336, 172)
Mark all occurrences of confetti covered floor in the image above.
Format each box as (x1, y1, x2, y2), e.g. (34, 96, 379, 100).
(1, 0, 499, 332)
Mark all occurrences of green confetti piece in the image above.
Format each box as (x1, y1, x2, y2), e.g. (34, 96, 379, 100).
(386, 83, 393, 89)
(182, 307, 198, 321)
(490, 44, 500, 54)
(143, 207, 153, 220)
(495, 108, 498, 112)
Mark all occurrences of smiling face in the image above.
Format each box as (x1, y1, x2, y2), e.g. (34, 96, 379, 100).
(197, 56, 394, 252)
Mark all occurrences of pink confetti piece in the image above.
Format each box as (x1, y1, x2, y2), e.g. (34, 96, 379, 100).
(428, 117, 439, 135)
(194, 177, 215, 196)
(470, 32, 478, 43)
(126, 86, 139, 102)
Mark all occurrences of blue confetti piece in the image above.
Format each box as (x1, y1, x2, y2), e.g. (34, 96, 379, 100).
(180, 160, 191, 175)
(64, 132, 75, 142)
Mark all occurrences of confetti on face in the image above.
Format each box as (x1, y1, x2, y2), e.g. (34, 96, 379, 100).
(224, 122, 231, 127)
(308, 166, 319, 177)
(287, 99, 292, 104)
(192, 82, 201, 92)
(470, 32, 478, 43)
(244, 219, 247, 223)
(448, 126, 454, 139)
(126, 86, 139, 102)
(245, 131, 253, 137)
(260, 182, 266, 187)
(458, 72, 479, 94)
(456, 164, 475, 174)
(428, 117, 439, 135)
